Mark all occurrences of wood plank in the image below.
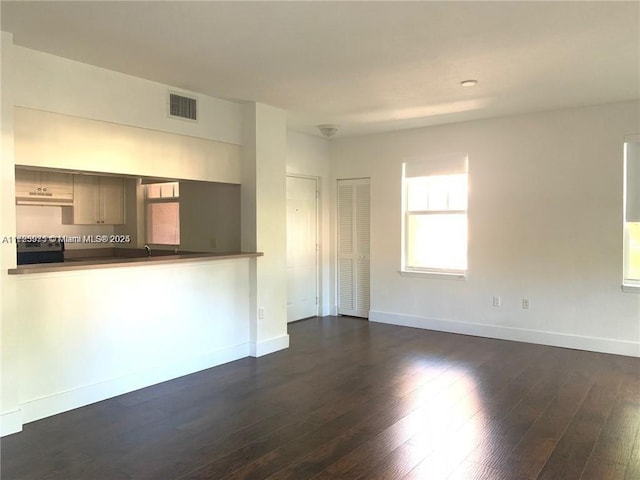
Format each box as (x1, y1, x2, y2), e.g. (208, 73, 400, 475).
(535, 373, 621, 480)
(2, 317, 638, 480)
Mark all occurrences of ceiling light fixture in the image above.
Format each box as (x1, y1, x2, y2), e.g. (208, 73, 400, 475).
(461, 80, 478, 87)
(317, 124, 338, 138)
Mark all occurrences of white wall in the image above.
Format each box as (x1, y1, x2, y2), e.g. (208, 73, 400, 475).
(14, 107, 242, 183)
(0, 31, 21, 436)
(242, 103, 289, 356)
(13, 45, 243, 145)
(331, 101, 640, 357)
(15, 259, 251, 425)
(286, 131, 332, 316)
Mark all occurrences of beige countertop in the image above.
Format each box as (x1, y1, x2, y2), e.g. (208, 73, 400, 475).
(8, 251, 263, 275)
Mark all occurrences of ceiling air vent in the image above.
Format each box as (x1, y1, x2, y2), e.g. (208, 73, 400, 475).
(169, 92, 197, 121)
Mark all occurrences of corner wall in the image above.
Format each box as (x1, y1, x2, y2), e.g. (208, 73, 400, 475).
(0, 31, 21, 436)
(242, 103, 289, 356)
(286, 131, 332, 316)
(331, 101, 640, 356)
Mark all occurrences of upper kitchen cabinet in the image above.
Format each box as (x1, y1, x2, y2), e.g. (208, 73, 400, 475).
(15, 168, 73, 205)
(63, 175, 125, 225)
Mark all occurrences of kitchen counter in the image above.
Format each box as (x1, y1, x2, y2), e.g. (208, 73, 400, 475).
(7, 247, 257, 435)
(8, 251, 263, 275)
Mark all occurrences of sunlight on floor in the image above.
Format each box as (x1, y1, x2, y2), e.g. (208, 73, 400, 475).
(395, 361, 487, 477)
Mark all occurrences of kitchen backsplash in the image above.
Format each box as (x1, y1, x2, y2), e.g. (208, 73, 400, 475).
(16, 205, 117, 250)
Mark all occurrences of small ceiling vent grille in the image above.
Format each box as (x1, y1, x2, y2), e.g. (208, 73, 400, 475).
(169, 93, 197, 121)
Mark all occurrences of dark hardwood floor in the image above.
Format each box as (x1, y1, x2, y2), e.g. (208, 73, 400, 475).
(2, 316, 639, 480)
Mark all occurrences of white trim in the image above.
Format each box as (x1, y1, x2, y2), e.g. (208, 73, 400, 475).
(401, 168, 469, 275)
(399, 270, 466, 280)
(622, 284, 640, 293)
(18, 343, 250, 426)
(369, 310, 640, 358)
(1, 410, 23, 437)
(249, 334, 290, 357)
(407, 209, 467, 215)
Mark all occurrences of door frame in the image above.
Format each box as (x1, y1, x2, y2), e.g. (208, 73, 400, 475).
(286, 173, 321, 320)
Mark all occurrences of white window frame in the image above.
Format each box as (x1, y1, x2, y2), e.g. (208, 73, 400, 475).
(145, 181, 181, 247)
(623, 135, 640, 293)
(401, 157, 468, 279)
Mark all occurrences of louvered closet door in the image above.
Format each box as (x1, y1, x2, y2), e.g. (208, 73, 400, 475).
(337, 178, 370, 318)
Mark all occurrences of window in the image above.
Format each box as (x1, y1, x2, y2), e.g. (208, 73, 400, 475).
(145, 181, 180, 246)
(402, 155, 468, 276)
(624, 135, 640, 291)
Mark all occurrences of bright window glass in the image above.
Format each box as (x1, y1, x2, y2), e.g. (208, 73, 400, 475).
(146, 202, 180, 245)
(146, 182, 179, 199)
(624, 137, 640, 288)
(407, 213, 467, 271)
(625, 222, 640, 283)
(403, 171, 468, 274)
(145, 182, 180, 246)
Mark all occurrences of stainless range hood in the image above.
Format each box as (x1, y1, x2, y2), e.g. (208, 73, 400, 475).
(16, 196, 74, 206)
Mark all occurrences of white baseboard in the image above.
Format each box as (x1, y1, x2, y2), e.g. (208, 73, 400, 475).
(1, 409, 23, 437)
(250, 334, 290, 357)
(369, 310, 640, 358)
(18, 342, 250, 428)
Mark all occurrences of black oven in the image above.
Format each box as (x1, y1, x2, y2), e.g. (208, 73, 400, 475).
(16, 238, 65, 265)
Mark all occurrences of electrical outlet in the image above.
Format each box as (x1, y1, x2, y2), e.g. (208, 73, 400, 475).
(493, 296, 501, 308)
(258, 307, 265, 319)
(522, 299, 530, 309)
(209, 237, 218, 249)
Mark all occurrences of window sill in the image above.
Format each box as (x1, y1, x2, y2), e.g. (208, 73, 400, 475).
(399, 270, 467, 280)
(622, 284, 640, 293)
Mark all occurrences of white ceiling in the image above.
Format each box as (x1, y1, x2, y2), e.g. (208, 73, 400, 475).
(2, 1, 639, 137)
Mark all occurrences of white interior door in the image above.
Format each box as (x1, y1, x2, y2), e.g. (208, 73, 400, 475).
(286, 176, 318, 322)
(337, 178, 370, 318)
